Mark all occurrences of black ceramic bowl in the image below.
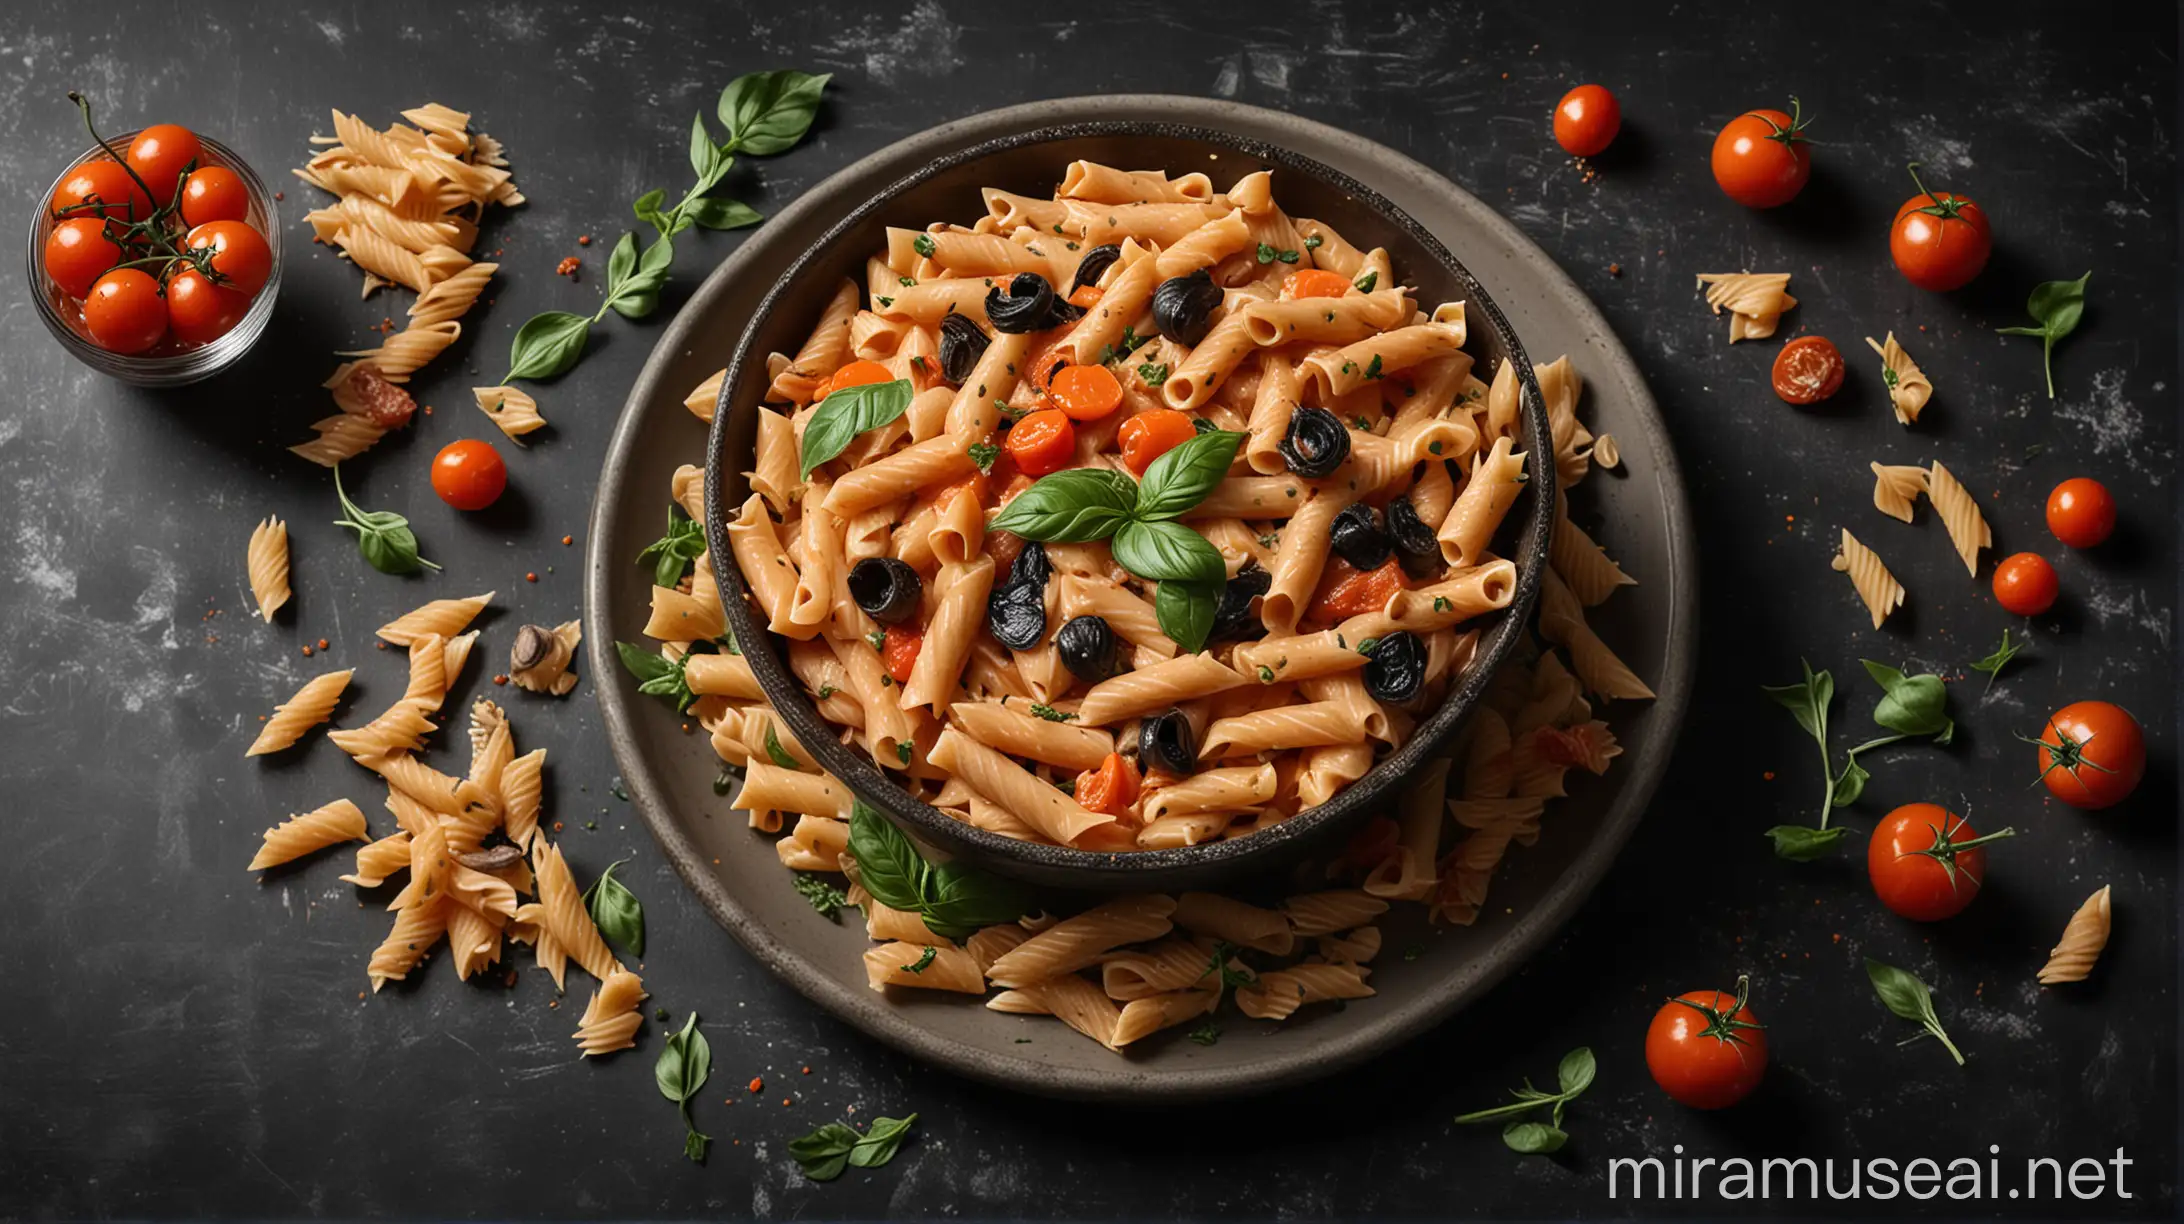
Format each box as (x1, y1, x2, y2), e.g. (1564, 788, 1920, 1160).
(705, 121, 1554, 894)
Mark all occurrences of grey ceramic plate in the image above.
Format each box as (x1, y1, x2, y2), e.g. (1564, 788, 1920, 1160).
(585, 96, 1696, 1102)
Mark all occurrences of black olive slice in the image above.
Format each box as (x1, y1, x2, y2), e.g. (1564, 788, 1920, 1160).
(1385, 496, 1439, 559)
(1054, 615, 1118, 681)
(986, 582, 1047, 651)
(1007, 540, 1051, 592)
(1329, 502, 1392, 572)
(985, 272, 1059, 334)
(1362, 630, 1426, 703)
(1151, 269, 1223, 347)
(1209, 561, 1272, 642)
(847, 557, 923, 625)
(1068, 243, 1124, 295)
(937, 311, 989, 384)
(1276, 406, 1351, 479)
(1139, 708, 1197, 776)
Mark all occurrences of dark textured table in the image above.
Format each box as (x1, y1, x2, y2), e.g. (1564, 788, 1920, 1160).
(4, 2, 2175, 1218)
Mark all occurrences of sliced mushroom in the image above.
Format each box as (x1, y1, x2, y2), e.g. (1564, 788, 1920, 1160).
(455, 845, 526, 872)
(510, 619, 583, 696)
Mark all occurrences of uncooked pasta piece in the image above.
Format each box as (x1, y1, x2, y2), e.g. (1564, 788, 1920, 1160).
(1865, 332, 1932, 426)
(341, 831, 414, 887)
(1926, 461, 1991, 576)
(245, 669, 353, 756)
(246, 516, 290, 622)
(1234, 962, 1374, 1021)
(378, 591, 495, 645)
(1694, 271, 1796, 342)
(248, 799, 369, 870)
(1831, 528, 1905, 629)
(573, 967, 649, 1056)
(474, 385, 547, 439)
(367, 897, 448, 991)
(2036, 885, 2112, 984)
(1870, 462, 1929, 524)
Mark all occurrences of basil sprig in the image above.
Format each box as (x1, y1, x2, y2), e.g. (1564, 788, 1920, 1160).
(581, 858, 645, 957)
(1995, 271, 2090, 399)
(500, 70, 829, 385)
(1967, 628, 2026, 694)
(636, 503, 707, 588)
(990, 429, 1244, 651)
(847, 801, 1029, 941)
(616, 640, 709, 712)
(799, 378, 915, 476)
(655, 1013, 713, 1162)
(1865, 959, 1966, 1066)
(332, 465, 440, 576)
(789, 1113, 918, 1181)
(1453, 1047, 1596, 1154)
(1760, 659, 1957, 860)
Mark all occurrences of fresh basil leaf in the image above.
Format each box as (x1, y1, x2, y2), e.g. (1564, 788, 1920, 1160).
(688, 112, 717, 181)
(789, 1122, 860, 1181)
(799, 378, 915, 476)
(332, 465, 439, 575)
(920, 860, 1032, 941)
(656, 1013, 712, 1162)
(1996, 272, 2090, 397)
(1759, 660, 1832, 743)
(1861, 659, 1954, 740)
(637, 504, 707, 587)
(1555, 1047, 1596, 1098)
(1865, 958, 1932, 1023)
(607, 231, 638, 291)
(1830, 758, 1870, 807)
(1154, 577, 1220, 654)
(846, 800, 927, 914)
(581, 858, 645, 957)
(762, 719, 799, 769)
(1134, 429, 1245, 521)
(988, 468, 1139, 542)
(1764, 824, 1846, 860)
(687, 196, 762, 230)
(615, 640, 677, 685)
(718, 70, 832, 156)
(1502, 1122, 1568, 1154)
(506, 311, 592, 382)
(1111, 519, 1225, 584)
(847, 1114, 918, 1169)
(1968, 629, 2025, 693)
(633, 188, 669, 230)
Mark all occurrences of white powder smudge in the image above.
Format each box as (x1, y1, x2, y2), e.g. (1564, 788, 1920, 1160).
(1898, 115, 1974, 169)
(315, 19, 343, 46)
(1211, 55, 1241, 98)
(2052, 368, 2159, 473)
(16, 523, 77, 600)
(825, 0, 963, 87)
(2081, 578, 2172, 648)
(1249, 49, 1299, 92)
(1956, 1002, 2039, 1039)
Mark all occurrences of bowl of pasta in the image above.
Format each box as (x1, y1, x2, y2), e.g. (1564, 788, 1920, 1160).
(698, 122, 1556, 894)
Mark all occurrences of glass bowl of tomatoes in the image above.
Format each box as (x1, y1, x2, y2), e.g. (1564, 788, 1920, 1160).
(28, 110, 282, 388)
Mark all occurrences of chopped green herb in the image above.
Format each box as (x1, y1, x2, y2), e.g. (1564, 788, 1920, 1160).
(1137, 361, 1170, 387)
(1433, 596, 1452, 613)
(875, 295, 893, 308)
(1363, 354, 1383, 380)
(1303, 234, 1324, 251)
(1968, 628, 2027, 694)
(793, 872, 849, 920)
(1027, 703, 1078, 723)
(1187, 1021, 1221, 1046)
(1357, 637, 1380, 656)
(1354, 270, 1378, 293)
(968, 442, 1001, 473)
(912, 233, 935, 258)
(1256, 664, 1276, 683)
(902, 946, 938, 974)
(897, 274, 915, 287)
(895, 741, 912, 765)
(865, 630, 886, 652)
(816, 684, 838, 700)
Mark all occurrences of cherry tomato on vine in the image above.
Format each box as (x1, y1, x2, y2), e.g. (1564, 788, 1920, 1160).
(164, 269, 249, 346)
(179, 166, 251, 227)
(83, 268, 169, 353)
(126, 124, 204, 206)
(2031, 701, 2145, 810)
(43, 217, 123, 299)
(1867, 803, 2014, 922)
(2046, 478, 2117, 549)
(1710, 98, 1812, 208)
(1553, 84, 1621, 157)
(1645, 977, 1767, 1109)
(183, 220, 272, 298)
(1992, 552, 2059, 616)
(1888, 164, 1991, 292)
(429, 438, 508, 511)
(1771, 335, 1845, 404)
(1005, 408, 1077, 476)
(52, 158, 153, 223)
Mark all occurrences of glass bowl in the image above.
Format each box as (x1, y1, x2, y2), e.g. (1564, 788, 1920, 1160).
(26, 129, 283, 388)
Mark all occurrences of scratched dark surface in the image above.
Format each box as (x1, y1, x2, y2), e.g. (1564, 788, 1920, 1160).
(0, 1, 2175, 1219)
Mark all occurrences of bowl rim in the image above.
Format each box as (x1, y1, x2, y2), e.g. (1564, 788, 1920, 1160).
(701, 118, 1557, 885)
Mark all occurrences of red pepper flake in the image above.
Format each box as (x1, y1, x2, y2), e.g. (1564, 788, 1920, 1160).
(525, 572, 538, 583)
(801, 1066, 811, 1075)
(562, 534, 574, 546)
(301, 645, 314, 657)
(553, 821, 564, 832)
(376, 641, 388, 650)
(492, 673, 509, 686)
(1607, 262, 1622, 277)
(1762, 770, 1776, 781)
(556, 256, 581, 278)
(747, 1077, 763, 1093)
(781, 1098, 791, 1107)
(317, 638, 330, 650)
(275, 190, 285, 201)
(577, 234, 592, 246)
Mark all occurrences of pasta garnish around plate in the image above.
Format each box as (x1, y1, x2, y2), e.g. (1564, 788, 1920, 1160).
(1832, 527, 1905, 629)
(631, 160, 1655, 1053)
(247, 516, 291, 622)
(1695, 271, 1796, 343)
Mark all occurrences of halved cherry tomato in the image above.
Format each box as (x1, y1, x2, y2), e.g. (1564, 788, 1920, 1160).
(1075, 752, 1141, 816)
(1005, 408, 1076, 476)
(2034, 701, 2145, 810)
(881, 624, 923, 684)
(1711, 99, 1812, 209)
(164, 268, 249, 346)
(1771, 335, 1844, 404)
(1284, 269, 1354, 300)
(180, 166, 251, 227)
(183, 220, 271, 297)
(2046, 478, 2116, 549)
(1067, 284, 1103, 309)
(126, 124, 203, 206)
(43, 217, 123, 299)
(430, 438, 507, 511)
(1889, 165, 1991, 292)
(81, 268, 167, 354)
(1047, 363, 1123, 421)
(52, 158, 153, 223)
(1868, 803, 2012, 921)
(1992, 552, 2059, 616)
(1553, 83, 1621, 157)
(1306, 557, 1407, 623)
(1646, 977, 1767, 1109)
(816, 358, 891, 401)
(1116, 409, 1198, 475)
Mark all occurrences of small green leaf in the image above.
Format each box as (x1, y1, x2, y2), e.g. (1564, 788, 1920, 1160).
(788, 1121, 859, 1181)
(1830, 758, 1870, 807)
(616, 641, 676, 685)
(1995, 271, 2091, 398)
(848, 1114, 918, 1168)
(967, 442, 1000, 474)
(633, 188, 669, 229)
(1760, 660, 1832, 743)
(1134, 428, 1245, 521)
(1353, 270, 1378, 293)
(687, 196, 763, 230)
(581, 858, 645, 957)
(1555, 1047, 1596, 1098)
(799, 378, 915, 476)
(762, 719, 800, 769)
(988, 468, 1140, 542)
(717, 70, 832, 156)
(845, 800, 926, 915)
(1154, 577, 1221, 655)
(331, 465, 439, 575)
(607, 231, 638, 289)
(1865, 958, 1967, 1066)
(1502, 1122, 1568, 1154)
(1111, 519, 1226, 584)
(506, 311, 592, 382)
(792, 871, 849, 919)
(1765, 824, 1847, 860)
(688, 111, 717, 180)
(636, 503, 707, 588)
(655, 1013, 712, 1162)
(1861, 659, 1954, 740)
(1968, 629, 2026, 694)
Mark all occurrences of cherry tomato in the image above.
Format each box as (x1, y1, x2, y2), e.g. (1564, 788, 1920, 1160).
(43, 217, 123, 299)
(2046, 478, 2116, 549)
(1553, 84, 1622, 157)
(81, 268, 168, 354)
(817, 358, 892, 401)
(1868, 803, 2013, 921)
(1075, 752, 1141, 817)
(1066, 284, 1104, 309)
(182, 220, 271, 298)
(1992, 552, 2059, 616)
(1047, 363, 1123, 421)
(881, 624, 923, 685)
(1005, 408, 1077, 476)
(1771, 335, 1844, 405)
(1306, 557, 1408, 623)
(2034, 701, 2146, 810)
(1889, 165, 1991, 292)
(1710, 99, 1812, 209)
(1645, 977, 1767, 1109)
(1116, 409, 1197, 475)
(52, 158, 153, 223)
(1284, 269, 1355, 300)
(126, 124, 203, 206)
(179, 166, 251, 227)
(429, 438, 508, 511)
(163, 269, 249, 346)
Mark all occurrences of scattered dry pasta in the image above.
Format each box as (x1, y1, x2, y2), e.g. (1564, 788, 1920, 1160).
(474, 385, 547, 440)
(379, 591, 495, 645)
(1926, 461, 1991, 576)
(1832, 528, 1905, 629)
(247, 516, 290, 621)
(573, 967, 649, 1056)
(245, 669, 353, 757)
(249, 799, 368, 870)
(1870, 462, 1929, 524)
(1695, 271, 1796, 342)
(1865, 332, 1932, 426)
(2037, 885, 2112, 984)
